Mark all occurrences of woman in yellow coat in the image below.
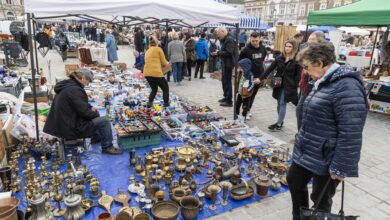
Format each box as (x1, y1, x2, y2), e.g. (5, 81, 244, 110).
(143, 36, 171, 108)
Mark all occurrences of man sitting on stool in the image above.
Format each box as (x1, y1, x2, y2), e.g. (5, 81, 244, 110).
(44, 69, 123, 155)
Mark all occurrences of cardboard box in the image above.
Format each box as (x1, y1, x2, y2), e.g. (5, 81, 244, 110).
(212, 71, 222, 81)
(65, 64, 79, 75)
(113, 62, 127, 70)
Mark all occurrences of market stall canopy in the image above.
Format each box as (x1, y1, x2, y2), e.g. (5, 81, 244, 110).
(338, 26, 370, 36)
(308, 0, 390, 26)
(24, 0, 240, 27)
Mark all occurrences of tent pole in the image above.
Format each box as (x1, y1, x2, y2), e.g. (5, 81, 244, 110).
(369, 26, 380, 66)
(304, 25, 309, 42)
(32, 14, 40, 76)
(27, 13, 40, 140)
(233, 23, 239, 120)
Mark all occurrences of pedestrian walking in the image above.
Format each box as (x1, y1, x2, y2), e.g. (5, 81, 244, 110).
(262, 39, 301, 131)
(105, 30, 118, 63)
(184, 32, 196, 81)
(238, 32, 267, 120)
(168, 32, 186, 85)
(194, 33, 209, 79)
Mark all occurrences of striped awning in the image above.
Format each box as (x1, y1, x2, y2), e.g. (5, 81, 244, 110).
(200, 16, 268, 30)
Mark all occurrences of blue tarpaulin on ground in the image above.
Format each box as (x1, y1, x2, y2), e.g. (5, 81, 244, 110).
(15, 138, 289, 220)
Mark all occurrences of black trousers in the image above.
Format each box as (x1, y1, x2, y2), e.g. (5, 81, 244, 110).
(145, 76, 169, 106)
(186, 59, 193, 78)
(296, 93, 307, 130)
(221, 65, 233, 102)
(287, 163, 340, 220)
(235, 94, 251, 117)
(248, 83, 261, 111)
(195, 59, 205, 78)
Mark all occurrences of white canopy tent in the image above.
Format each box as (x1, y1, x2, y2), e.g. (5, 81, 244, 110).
(24, 0, 240, 27)
(338, 26, 370, 36)
(24, 0, 241, 138)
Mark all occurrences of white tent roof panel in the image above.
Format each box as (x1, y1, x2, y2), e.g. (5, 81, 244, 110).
(24, 0, 240, 26)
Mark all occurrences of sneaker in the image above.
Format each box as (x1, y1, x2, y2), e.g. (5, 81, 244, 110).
(102, 147, 123, 155)
(268, 123, 282, 131)
(245, 114, 251, 120)
(218, 98, 227, 103)
(220, 101, 233, 107)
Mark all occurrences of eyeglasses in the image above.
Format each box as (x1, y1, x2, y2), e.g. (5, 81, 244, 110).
(302, 63, 309, 70)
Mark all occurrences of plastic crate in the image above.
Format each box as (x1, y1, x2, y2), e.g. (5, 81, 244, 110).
(118, 131, 161, 149)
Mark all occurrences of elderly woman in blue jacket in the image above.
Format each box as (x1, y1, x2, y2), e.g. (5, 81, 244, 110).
(287, 42, 368, 220)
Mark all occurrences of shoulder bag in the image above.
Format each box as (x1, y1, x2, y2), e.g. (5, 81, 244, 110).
(272, 62, 291, 88)
(300, 180, 358, 220)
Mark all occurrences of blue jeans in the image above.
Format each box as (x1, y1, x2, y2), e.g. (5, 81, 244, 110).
(277, 88, 287, 125)
(172, 62, 183, 83)
(92, 116, 113, 149)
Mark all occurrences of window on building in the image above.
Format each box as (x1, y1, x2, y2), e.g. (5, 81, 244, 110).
(320, 3, 327, 10)
(308, 4, 314, 14)
(6, 0, 12, 4)
(280, 5, 285, 15)
(334, 2, 341, 7)
(290, 4, 296, 14)
(299, 6, 305, 16)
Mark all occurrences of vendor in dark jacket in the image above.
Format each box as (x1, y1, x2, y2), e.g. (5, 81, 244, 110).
(212, 27, 236, 107)
(43, 69, 123, 155)
(262, 39, 301, 131)
(287, 42, 368, 220)
(239, 32, 266, 120)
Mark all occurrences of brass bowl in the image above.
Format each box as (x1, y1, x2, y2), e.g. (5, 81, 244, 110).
(81, 199, 94, 212)
(177, 146, 197, 160)
(151, 200, 180, 220)
(133, 213, 151, 220)
(230, 182, 255, 201)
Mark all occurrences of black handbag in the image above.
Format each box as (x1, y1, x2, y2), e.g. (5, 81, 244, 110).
(300, 180, 358, 220)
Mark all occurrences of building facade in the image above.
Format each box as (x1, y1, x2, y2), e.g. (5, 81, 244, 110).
(0, 0, 24, 20)
(244, 0, 358, 26)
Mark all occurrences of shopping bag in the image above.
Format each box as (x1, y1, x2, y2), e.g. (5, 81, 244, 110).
(300, 181, 358, 220)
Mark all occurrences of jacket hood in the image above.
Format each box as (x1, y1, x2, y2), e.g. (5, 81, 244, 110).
(238, 58, 252, 75)
(324, 65, 363, 85)
(54, 78, 82, 93)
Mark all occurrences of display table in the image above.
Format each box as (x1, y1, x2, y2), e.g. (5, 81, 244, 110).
(364, 77, 390, 114)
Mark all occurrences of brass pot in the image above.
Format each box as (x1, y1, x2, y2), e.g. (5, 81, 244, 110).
(179, 196, 200, 220)
(254, 175, 271, 197)
(151, 201, 180, 220)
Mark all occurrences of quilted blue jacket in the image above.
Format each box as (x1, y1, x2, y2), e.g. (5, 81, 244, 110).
(292, 65, 369, 177)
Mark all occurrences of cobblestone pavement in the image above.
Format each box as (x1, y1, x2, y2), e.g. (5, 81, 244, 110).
(32, 46, 390, 220)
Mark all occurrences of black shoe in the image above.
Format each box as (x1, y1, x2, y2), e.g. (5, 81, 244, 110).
(199, 77, 206, 79)
(218, 98, 227, 103)
(188, 78, 191, 81)
(268, 123, 282, 131)
(194, 76, 198, 78)
(220, 101, 233, 107)
(102, 147, 123, 155)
